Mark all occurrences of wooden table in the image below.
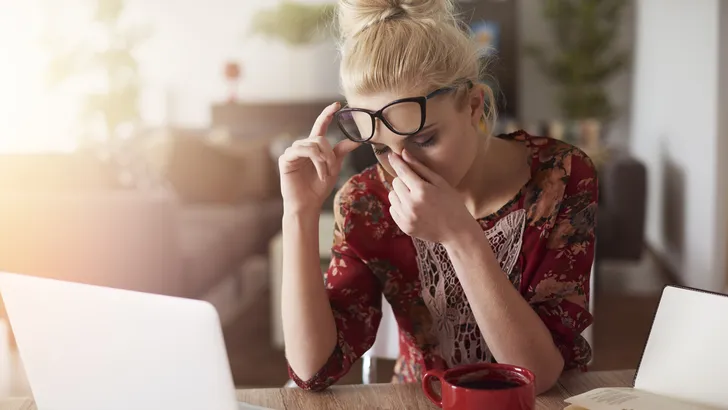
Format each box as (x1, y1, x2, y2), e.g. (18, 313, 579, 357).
(0, 370, 634, 410)
(237, 370, 634, 410)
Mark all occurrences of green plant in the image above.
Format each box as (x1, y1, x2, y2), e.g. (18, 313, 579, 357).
(43, 0, 151, 142)
(249, 1, 336, 46)
(525, 0, 630, 121)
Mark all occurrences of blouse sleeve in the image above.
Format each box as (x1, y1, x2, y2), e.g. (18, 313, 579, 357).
(527, 152, 598, 371)
(287, 187, 383, 391)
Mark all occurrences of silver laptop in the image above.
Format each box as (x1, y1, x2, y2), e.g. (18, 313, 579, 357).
(0, 272, 269, 410)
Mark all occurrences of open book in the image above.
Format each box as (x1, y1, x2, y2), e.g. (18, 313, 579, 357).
(239, 403, 273, 410)
(564, 286, 728, 410)
(565, 387, 721, 409)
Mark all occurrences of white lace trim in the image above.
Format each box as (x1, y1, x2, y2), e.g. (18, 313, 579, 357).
(413, 209, 526, 367)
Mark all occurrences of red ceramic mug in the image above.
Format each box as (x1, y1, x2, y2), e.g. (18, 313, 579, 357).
(422, 363, 536, 410)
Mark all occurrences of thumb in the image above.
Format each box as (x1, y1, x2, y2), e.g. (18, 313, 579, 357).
(333, 139, 361, 158)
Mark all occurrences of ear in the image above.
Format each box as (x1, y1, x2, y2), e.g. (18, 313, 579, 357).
(469, 84, 486, 128)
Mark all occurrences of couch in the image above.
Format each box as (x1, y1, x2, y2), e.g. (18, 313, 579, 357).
(0, 133, 284, 326)
(595, 152, 647, 263)
(0, 192, 282, 324)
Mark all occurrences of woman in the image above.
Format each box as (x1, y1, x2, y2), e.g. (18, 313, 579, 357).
(279, 0, 597, 395)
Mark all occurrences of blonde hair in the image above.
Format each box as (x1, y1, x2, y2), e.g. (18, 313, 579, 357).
(336, 0, 497, 131)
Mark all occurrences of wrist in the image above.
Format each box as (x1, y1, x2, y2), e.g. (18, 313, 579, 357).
(442, 220, 501, 279)
(283, 203, 321, 220)
(441, 218, 486, 249)
(283, 208, 320, 230)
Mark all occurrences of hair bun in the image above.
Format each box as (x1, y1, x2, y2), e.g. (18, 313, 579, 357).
(338, 0, 455, 39)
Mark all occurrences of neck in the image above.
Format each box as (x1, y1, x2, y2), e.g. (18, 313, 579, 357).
(455, 133, 529, 218)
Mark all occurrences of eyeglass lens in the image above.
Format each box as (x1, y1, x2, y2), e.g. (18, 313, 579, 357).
(338, 100, 424, 141)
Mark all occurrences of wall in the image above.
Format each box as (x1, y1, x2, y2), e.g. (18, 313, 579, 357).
(719, 1, 728, 291)
(126, 0, 340, 129)
(129, 0, 638, 139)
(630, 0, 723, 291)
(518, 0, 636, 146)
(0, 2, 82, 153)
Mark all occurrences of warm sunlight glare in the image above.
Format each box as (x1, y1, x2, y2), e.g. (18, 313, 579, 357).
(0, 2, 80, 153)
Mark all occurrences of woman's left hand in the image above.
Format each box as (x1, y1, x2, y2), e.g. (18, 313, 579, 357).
(387, 149, 479, 244)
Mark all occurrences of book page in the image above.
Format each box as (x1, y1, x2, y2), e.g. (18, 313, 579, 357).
(238, 403, 274, 410)
(565, 388, 718, 410)
(634, 286, 728, 409)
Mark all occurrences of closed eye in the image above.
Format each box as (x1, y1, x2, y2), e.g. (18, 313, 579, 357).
(371, 134, 437, 156)
(411, 134, 436, 147)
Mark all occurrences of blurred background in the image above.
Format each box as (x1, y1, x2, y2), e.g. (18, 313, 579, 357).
(0, 0, 727, 397)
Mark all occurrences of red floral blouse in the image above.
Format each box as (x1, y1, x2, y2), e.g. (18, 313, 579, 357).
(288, 131, 598, 391)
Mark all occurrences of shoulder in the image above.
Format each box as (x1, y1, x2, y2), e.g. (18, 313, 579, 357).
(549, 138, 598, 197)
(517, 133, 596, 181)
(513, 132, 598, 193)
(513, 132, 598, 225)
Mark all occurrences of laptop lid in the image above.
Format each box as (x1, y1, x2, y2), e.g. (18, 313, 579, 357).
(634, 285, 728, 409)
(0, 272, 239, 410)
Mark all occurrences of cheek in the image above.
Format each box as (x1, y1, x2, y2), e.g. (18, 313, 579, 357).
(412, 149, 458, 184)
(376, 156, 396, 178)
(420, 136, 478, 185)
(378, 151, 444, 182)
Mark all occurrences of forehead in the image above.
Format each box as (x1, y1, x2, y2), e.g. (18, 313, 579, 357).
(345, 89, 426, 111)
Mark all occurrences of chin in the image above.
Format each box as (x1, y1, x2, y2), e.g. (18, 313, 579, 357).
(442, 156, 477, 188)
(447, 174, 467, 189)
(430, 165, 460, 188)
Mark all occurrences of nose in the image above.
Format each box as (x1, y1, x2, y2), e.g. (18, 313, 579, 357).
(374, 120, 406, 156)
(389, 145, 405, 156)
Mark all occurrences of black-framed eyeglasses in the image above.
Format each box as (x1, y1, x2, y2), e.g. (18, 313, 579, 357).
(334, 80, 473, 143)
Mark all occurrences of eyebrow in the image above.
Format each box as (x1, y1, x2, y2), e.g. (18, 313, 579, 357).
(369, 124, 436, 145)
(406, 124, 436, 139)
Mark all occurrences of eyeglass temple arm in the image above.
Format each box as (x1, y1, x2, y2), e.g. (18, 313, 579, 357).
(425, 80, 475, 99)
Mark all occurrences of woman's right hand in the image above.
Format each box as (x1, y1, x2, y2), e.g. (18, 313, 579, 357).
(279, 102, 360, 215)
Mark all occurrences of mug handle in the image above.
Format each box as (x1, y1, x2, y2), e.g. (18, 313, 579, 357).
(422, 369, 445, 408)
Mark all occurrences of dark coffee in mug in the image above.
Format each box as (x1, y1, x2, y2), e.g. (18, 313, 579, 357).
(423, 363, 536, 410)
(455, 379, 520, 390)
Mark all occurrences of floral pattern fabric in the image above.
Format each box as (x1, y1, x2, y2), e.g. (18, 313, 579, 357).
(288, 131, 598, 391)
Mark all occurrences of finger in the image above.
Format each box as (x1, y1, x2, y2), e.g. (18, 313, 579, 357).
(388, 152, 425, 191)
(388, 189, 402, 209)
(310, 134, 333, 153)
(293, 139, 322, 153)
(310, 102, 341, 139)
(391, 177, 412, 208)
(310, 135, 336, 174)
(297, 140, 331, 177)
(401, 149, 446, 186)
(389, 205, 406, 232)
(333, 138, 361, 158)
(281, 145, 328, 180)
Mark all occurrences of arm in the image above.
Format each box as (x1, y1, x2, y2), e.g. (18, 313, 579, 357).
(443, 228, 565, 394)
(443, 155, 597, 394)
(283, 188, 383, 391)
(278, 103, 370, 388)
(281, 210, 338, 382)
(386, 149, 595, 394)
